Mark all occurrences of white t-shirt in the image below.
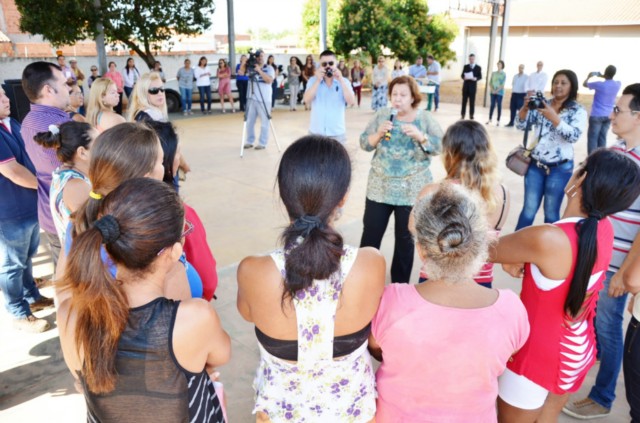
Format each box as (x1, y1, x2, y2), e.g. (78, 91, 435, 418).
(194, 67, 212, 87)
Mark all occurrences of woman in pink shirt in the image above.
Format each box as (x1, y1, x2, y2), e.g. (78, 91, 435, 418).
(369, 183, 530, 422)
(103, 61, 125, 115)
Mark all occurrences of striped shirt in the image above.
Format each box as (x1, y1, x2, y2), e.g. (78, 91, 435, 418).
(609, 141, 640, 272)
(20, 104, 71, 234)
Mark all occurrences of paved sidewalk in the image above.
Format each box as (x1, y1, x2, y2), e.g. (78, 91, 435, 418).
(0, 98, 630, 422)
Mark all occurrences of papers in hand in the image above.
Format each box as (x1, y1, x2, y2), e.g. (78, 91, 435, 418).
(464, 71, 475, 80)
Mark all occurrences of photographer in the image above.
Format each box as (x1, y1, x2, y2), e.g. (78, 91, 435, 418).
(243, 50, 275, 150)
(583, 65, 621, 153)
(514, 69, 587, 230)
(303, 50, 355, 144)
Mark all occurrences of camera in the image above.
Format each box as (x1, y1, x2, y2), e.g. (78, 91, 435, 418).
(246, 49, 259, 77)
(528, 91, 546, 109)
(325, 68, 333, 78)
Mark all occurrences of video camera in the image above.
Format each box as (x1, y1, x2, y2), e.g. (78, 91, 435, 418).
(246, 49, 260, 77)
(528, 91, 546, 109)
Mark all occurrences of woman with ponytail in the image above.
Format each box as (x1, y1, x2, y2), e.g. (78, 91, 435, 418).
(34, 121, 96, 244)
(415, 120, 508, 287)
(237, 135, 385, 422)
(57, 178, 230, 422)
(369, 183, 529, 422)
(55, 122, 191, 303)
(490, 148, 640, 422)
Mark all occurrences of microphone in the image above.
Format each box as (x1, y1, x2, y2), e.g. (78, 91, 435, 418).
(384, 109, 398, 141)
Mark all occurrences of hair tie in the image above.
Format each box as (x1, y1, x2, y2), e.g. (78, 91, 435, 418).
(48, 124, 60, 135)
(293, 215, 323, 237)
(89, 191, 103, 200)
(94, 215, 121, 244)
(588, 210, 604, 220)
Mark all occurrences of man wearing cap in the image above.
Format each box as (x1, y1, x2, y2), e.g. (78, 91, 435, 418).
(0, 86, 54, 333)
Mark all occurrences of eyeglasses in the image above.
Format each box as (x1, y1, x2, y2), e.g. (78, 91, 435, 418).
(91, 68, 98, 72)
(157, 220, 194, 256)
(613, 106, 639, 116)
(147, 87, 165, 95)
(69, 91, 84, 97)
(321, 61, 335, 67)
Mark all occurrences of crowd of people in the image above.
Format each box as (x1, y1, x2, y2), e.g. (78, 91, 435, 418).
(2, 49, 640, 423)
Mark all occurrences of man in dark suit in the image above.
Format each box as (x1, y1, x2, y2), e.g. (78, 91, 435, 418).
(461, 54, 482, 119)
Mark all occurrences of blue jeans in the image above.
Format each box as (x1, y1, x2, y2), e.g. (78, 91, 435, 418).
(179, 87, 193, 111)
(588, 271, 627, 409)
(246, 98, 270, 147)
(587, 116, 611, 154)
(515, 159, 573, 230)
(198, 85, 212, 111)
(489, 94, 503, 121)
(0, 215, 42, 318)
(434, 84, 440, 110)
(624, 316, 640, 421)
(508, 93, 526, 125)
(124, 86, 133, 98)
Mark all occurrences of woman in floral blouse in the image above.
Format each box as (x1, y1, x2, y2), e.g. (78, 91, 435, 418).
(371, 56, 389, 111)
(514, 69, 587, 230)
(237, 135, 385, 422)
(360, 75, 443, 283)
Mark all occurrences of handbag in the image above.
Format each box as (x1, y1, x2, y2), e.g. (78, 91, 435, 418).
(505, 112, 541, 176)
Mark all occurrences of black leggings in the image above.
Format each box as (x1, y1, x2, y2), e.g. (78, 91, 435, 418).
(360, 198, 414, 283)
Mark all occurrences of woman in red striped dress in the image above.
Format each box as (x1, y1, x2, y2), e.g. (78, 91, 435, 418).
(490, 149, 640, 422)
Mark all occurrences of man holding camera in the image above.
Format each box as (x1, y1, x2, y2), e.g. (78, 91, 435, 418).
(303, 50, 355, 144)
(243, 50, 275, 150)
(583, 65, 621, 153)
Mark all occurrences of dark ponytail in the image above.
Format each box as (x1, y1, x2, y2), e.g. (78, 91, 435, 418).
(565, 149, 640, 317)
(277, 136, 351, 302)
(34, 121, 93, 164)
(62, 178, 183, 393)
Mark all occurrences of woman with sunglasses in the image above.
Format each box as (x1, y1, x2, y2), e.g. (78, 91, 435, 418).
(57, 177, 230, 423)
(372, 56, 389, 111)
(195, 56, 212, 114)
(491, 149, 640, 422)
(66, 81, 86, 122)
(216, 59, 235, 113)
(127, 72, 168, 122)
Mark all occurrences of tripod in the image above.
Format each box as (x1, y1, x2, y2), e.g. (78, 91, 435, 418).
(240, 72, 281, 157)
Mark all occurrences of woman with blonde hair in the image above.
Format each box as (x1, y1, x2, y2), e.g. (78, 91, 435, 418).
(415, 120, 509, 287)
(86, 78, 126, 133)
(127, 72, 168, 122)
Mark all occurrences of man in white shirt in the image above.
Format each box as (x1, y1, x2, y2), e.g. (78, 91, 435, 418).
(426, 55, 441, 111)
(409, 57, 427, 80)
(526, 61, 548, 95)
(506, 64, 528, 127)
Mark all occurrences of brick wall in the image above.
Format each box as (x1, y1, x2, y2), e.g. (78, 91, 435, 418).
(1, 0, 22, 34)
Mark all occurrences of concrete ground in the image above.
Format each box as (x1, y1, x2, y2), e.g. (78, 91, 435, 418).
(0, 95, 631, 422)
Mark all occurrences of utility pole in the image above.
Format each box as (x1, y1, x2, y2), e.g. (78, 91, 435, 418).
(93, 0, 107, 75)
(320, 0, 327, 51)
(227, 0, 236, 71)
(483, 0, 499, 107)
(499, 0, 510, 61)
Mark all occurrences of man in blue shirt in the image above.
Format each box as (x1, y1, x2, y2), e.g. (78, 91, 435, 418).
(303, 50, 355, 144)
(583, 65, 622, 153)
(243, 50, 275, 150)
(0, 86, 53, 333)
(409, 56, 427, 81)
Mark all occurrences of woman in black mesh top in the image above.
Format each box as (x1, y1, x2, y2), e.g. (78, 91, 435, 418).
(57, 178, 230, 422)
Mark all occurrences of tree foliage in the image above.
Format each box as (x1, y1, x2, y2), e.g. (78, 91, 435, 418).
(332, 0, 457, 66)
(15, 0, 216, 69)
(301, 0, 342, 53)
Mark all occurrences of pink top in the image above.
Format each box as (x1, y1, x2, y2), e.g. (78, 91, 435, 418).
(509, 217, 613, 394)
(372, 284, 529, 422)
(104, 71, 124, 93)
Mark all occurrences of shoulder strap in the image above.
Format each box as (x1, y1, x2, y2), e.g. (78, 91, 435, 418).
(495, 184, 507, 230)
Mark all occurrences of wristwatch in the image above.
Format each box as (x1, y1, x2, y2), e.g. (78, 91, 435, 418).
(418, 134, 429, 152)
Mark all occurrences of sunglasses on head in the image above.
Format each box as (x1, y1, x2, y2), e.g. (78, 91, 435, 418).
(157, 220, 194, 256)
(148, 87, 165, 95)
(321, 61, 335, 67)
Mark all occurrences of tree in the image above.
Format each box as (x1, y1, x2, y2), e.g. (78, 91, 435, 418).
(301, 0, 342, 53)
(15, 0, 216, 69)
(332, 0, 457, 66)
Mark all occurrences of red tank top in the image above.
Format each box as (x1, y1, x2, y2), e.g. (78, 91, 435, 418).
(508, 217, 614, 394)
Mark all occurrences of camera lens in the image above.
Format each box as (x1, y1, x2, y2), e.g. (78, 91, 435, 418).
(325, 68, 333, 78)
